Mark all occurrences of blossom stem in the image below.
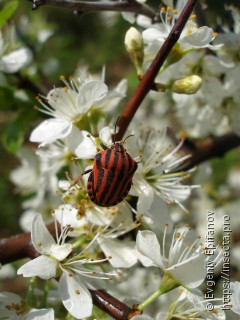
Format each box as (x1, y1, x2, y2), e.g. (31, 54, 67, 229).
(137, 272, 181, 310)
(41, 279, 49, 308)
(115, 0, 198, 141)
(26, 276, 37, 307)
(72, 234, 87, 249)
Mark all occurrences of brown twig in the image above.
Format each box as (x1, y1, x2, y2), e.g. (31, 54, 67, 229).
(0, 223, 56, 264)
(115, 0, 198, 141)
(90, 289, 141, 320)
(181, 132, 240, 170)
(27, 0, 157, 20)
(15, 72, 48, 96)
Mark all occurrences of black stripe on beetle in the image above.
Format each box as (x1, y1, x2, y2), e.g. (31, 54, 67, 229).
(85, 141, 138, 207)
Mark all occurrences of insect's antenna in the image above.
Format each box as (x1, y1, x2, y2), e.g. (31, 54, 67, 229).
(123, 134, 134, 143)
(113, 116, 120, 144)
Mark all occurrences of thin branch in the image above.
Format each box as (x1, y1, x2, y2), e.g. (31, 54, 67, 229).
(115, 0, 199, 141)
(181, 132, 240, 170)
(90, 289, 141, 320)
(0, 223, 56, 264)
(15, 72, 49, 96)
(28, 0, 158, 20)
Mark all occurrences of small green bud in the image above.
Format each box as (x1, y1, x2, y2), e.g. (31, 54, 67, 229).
(171, 75, 202, 94)
(124, 27, 144, 75)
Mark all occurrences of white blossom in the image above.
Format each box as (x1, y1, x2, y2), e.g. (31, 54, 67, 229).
(30, 68, 127, 147)
(0, 292, 54, 320)
(156, 288, 225, 320)
(10, 145, 63, 231)
(136, 226, 217, 289)
(131, 128, 198, 213)
(138, 5, 219, 65)
(230, 282, 240, 315)
(17, 214, 115, 319)
(0, 27, 32, 73)
(53, 202, 139, 268)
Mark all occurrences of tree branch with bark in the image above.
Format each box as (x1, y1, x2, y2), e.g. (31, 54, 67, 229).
(27, 0, 158, 20)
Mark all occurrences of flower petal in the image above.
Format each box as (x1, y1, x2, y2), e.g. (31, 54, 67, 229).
(49, 244, 73, 261)
(17, 255, 57, 279)
(67, 127, 97, 159)
(77, 80, 108, 112)
(59, 273, 92, 319)
(130, 172, 154, 214)
(143, 197, 173, 233)
(85, 207, 112, 226)
(30, 119, 72, 146)
(0, 292, 23, 318)
(136, 231, 164, 268)
(31, 214, 56, 254)
(0, 47, 32, 73)
(98, 237, 138, 268)
(131, 316, 153, 320)
(167, 253, 206, 288)
(26, 308, 54, 320)
(137, 251, 156, 267)
(99, 126, 113, 146)
(136, 181, 154, 213)
(181, 26, 214, 48)
(230, 282, 240, 315)
(143, 28, 166, 42)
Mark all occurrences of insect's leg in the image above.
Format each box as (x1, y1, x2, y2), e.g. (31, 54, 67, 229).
(100, 143, 108, 150)
(82, 169, 92, 176)
(66, 169, 92, 185)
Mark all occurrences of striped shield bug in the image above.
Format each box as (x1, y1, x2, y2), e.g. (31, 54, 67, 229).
(82, 132, 138, 207)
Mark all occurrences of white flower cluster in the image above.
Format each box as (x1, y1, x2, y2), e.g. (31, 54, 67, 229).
(0, 26, 32, 73)
(2, 0, 240, 319)
(131, 3, 240, 138)
(5, 64, 206, 318)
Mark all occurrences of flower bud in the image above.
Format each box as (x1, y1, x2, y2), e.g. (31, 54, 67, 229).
(124, 27, 144, 75)
(171, 75, 202, 94)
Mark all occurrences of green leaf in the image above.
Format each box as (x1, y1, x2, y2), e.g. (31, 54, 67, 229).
(0, 85, 15, 110)
(1, 109, 33, 153)
(2, 119, 24, 153)
(0, 1, 19, 29)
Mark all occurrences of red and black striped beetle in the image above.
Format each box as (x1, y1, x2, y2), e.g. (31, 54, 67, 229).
(85, 140, 138, 207)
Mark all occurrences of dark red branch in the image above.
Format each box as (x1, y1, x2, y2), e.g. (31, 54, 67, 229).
(90, 289, 141, 320)
(115, 0, 198, 140)
(182, 132, 240, 170)
(27, 0, 157, 20)
(0, 223, 56, 264)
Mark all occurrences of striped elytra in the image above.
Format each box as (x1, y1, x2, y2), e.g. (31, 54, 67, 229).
(87, 142, 138, 207)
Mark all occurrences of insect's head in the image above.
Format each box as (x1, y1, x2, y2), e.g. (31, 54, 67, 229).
(112, 142, 126, 153)
(112, 134, 134, 153)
